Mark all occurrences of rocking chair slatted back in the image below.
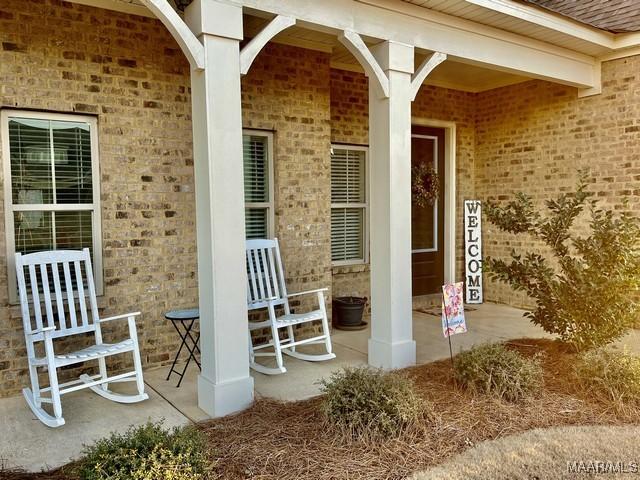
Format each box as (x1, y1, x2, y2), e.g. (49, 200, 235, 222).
(16, 248, 100, 342)
(246, 238, 288, 310)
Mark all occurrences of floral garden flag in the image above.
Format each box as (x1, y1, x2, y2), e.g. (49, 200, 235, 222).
(442, 282, 467, 338)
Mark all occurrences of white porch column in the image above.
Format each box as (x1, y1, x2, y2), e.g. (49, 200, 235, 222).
(368, 41, 416, 369)
(185, 0, 254, 417)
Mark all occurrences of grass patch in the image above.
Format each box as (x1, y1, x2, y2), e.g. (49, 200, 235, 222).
(319, 366, 430, 438)
(454, 342, 543, 402)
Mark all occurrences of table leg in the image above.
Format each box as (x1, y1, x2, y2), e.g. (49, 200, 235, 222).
(170, 318, 201, 387)
(166, 320, 190, 381)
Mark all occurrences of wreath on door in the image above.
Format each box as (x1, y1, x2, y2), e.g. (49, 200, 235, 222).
(411, 163, 440, 208)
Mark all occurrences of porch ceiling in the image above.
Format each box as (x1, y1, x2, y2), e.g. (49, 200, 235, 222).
(244, 14, 529, 93)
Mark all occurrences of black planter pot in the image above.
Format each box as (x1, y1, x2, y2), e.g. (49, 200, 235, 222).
(333, 296, 367, 330)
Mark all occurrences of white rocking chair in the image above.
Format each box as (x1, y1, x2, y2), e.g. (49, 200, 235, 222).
(246, 238, 336, 375)
(16, 248, 148, 428)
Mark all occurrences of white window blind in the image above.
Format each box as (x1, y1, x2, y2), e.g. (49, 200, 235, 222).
(2, 111, 103, 302)
(243, 131, 274, 239)
(331, 146, 368, 264)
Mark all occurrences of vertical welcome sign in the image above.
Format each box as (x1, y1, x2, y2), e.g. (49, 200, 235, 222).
(464, 200, 483, 303)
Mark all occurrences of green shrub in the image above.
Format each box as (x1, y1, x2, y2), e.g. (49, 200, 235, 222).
(319, 366, 427, 438)
(454, 343, 543, 402)
(78, 422, 210, 480)
(484, 172, 640, 351)
(575, 348, 640, 406)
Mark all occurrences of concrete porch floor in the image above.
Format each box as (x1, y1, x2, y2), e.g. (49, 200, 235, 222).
(0, 303, 566, 472)
(143, 302, 550, 423)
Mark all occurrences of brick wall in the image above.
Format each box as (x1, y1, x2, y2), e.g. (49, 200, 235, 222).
(242, 43, 333, 319)
(475, 56, 640, 306)
(329, 69, 476, 303)
(0, 1, 336, 396)
(329, 69, 371, 306)
(0, 0, 196, 396)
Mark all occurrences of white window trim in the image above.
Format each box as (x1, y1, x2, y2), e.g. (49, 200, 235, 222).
(243, 129, 275, 239)
(1, 109, 104, 304)
(331, 144, 369, 266)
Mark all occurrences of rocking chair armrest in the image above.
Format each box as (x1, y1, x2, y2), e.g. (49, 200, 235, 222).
(30, 325, 56, 336)
(287, 288, 329, 298)
(99, 312, 142, 323)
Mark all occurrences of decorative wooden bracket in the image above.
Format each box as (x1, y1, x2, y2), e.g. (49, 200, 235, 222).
(139, 0, 205, 70)
(240, 15, 296, 75)
(409, 52, 447, 101)
(338, 30, 390, 99)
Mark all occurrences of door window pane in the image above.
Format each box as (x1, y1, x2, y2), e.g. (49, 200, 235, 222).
(411, 136, 437, 251)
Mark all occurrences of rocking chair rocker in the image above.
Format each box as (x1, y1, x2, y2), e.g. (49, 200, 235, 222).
(16, 249, 148, 427)
(246, 238, 336, 375)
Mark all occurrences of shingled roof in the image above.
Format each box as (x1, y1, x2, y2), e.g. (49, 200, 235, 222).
(520, 0, 640, 33)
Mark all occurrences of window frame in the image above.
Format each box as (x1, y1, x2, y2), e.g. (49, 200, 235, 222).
(330, 144, 369, 266)
(243, 129, 275, 239)
(1, 109, 103, 304)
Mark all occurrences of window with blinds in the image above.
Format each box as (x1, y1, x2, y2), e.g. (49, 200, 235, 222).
(331, 146, 368, 264)
(2, 111, 103, 302)
(243, 131, 274, 239)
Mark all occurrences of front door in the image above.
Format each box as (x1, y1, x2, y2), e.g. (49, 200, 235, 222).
(411, 125, 445, 296)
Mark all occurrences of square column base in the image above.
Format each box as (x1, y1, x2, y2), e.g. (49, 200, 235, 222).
(197, 373, 254, 418)
(368, 338, 416, 370)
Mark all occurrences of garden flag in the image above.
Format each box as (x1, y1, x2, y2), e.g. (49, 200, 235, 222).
(442, 282, 467, 338)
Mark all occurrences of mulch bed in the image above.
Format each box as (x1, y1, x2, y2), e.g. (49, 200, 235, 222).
(3, 338, 639, 480)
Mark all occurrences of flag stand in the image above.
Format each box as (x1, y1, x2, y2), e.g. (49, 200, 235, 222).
(443, 305, 454, 370)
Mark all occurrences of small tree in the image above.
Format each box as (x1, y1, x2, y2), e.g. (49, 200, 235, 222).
(484, 172, 640, 351)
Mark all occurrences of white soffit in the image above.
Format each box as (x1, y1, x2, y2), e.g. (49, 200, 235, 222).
(332, 52, 529, 93)
(246, 14, 528, 93)
(398, 0, 640, 58)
